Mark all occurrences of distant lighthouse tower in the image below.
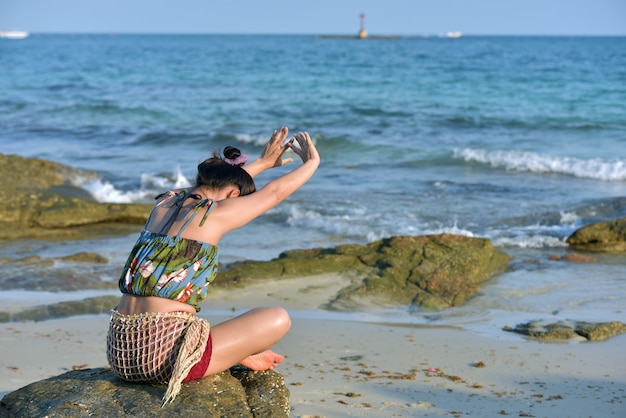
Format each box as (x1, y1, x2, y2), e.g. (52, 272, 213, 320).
(358, 13, 368, 39)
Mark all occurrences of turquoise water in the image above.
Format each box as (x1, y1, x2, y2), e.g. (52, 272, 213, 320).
(1, 35, 625, 332)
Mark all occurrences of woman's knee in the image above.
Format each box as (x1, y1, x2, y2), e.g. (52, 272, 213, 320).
(264, 306, 291, 334)
(276, 307, 291, 332)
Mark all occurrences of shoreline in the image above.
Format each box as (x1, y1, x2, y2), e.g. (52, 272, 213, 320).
(2, 270, 626, 416)
(1, 314, 624, 417)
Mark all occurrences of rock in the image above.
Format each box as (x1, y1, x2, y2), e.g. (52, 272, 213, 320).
(503, 321, 579, 340)
(215, 234, 511, 310)
(574, 321, 626, 341)
(504, 320, 626, 341)
(0, 367, 289, 418)
(566, 218, 626, 252)
(58, 252, 109, 264)
(0, 295, 120, 323)
(0, 235, 510, 322)
(548, 252, 596, 263)
(0, 253, 120, 293)
(0, 153, 150, 239)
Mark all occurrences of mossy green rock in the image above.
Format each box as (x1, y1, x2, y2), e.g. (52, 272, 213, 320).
(567, 217, 626, 252)
(505, 320, 626, 341)
(215, 234, 511, 310)
(0, 153, 150, 239)
(0, 367, 289, 418)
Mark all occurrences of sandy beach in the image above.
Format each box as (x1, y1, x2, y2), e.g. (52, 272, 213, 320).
(1, 273, 625, 417)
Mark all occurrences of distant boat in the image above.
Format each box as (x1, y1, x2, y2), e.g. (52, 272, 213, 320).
(445, 31, 462, 38)
(0, 31, 30, 40)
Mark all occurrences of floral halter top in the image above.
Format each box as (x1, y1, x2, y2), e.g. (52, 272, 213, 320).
(118, 190, 219, 312)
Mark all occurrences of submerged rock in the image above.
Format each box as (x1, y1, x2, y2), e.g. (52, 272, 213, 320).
(0, 295, 120, 323)
(504, 320, 626, 341)
(0, 367, 289, 418)
(216, 234, 511, 310)
(567, 218, 626, 252)
(0, 153, 150, 239)
(548, 252, 596, 263)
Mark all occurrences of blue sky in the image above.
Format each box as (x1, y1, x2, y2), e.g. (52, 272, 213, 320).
(1, 0, 625, 36)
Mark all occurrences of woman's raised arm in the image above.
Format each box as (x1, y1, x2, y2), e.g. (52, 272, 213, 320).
(215, 130, 320, 232)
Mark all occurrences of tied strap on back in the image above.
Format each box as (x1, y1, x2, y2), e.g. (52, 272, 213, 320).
(150, 190, 215, 237)
(175, 196, 214, 239)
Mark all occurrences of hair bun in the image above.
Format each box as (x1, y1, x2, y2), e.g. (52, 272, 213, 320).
(223, 146, 241, 160)
(223, 146, 248, 167)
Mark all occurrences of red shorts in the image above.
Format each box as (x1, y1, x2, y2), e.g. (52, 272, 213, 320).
(182, 333, 213, 382)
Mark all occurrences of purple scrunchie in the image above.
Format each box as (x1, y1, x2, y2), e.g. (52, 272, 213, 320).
(224, 155, 248, 166)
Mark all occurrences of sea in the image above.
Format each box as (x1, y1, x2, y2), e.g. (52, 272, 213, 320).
(1, 34, 625, 338)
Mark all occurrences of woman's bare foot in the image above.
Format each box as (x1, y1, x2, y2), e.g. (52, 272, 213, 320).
(240, 350, 285, 371)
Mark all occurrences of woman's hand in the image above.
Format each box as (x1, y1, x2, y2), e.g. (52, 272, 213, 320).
(244, 127, 294, 177)
(259, 127, 294, 168)
(289, 132, 319, 164)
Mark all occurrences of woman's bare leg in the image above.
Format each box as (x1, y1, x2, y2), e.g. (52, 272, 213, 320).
(203, 307, 291, 376)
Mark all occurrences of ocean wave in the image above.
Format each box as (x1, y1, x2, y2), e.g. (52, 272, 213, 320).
(135, 131, 213, 146)
(285, 205, 390, 242)
(281, 202, 581, 250)
(223, 131, 362, 157)
(73, 167, 192, 203)
(283, 205, 480, 244)
(350, 105, 413, 118)
(453, 148, 626, 181)
(417, 220, 477, 238)
(488, 216, 578, 249)
(442, 114, 618, 132)
(211, 132, 271, 151)
(493, 235, 568, 249)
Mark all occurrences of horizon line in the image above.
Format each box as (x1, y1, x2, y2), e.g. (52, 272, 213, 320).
(12, 32, 626, 37)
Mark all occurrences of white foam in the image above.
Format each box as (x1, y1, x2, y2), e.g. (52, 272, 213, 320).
(234, 133, 269, 146)
(285, 205, 390, 242)
(73, 166, 192, 204)
(140, 166, 192, 191)
(419, 220, 476, 237)
(284, 205, 482, 245)
(282, 202, 577, 250)
(489, 221, 574, 248)
(78, 178, 146, 203)
(493, 235, 568, 248)
(453, 148, 626, 181)
(559, 210, 580, 224)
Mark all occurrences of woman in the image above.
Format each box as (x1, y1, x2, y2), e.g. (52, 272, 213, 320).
(107, 127, 320, 405)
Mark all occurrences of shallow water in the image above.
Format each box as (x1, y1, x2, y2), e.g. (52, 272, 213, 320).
(1, 35, 625, 333)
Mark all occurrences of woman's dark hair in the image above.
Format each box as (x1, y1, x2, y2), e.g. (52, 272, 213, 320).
(196, 146, 256, 196)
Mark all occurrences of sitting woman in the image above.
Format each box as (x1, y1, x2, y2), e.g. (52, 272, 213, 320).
(107, 127, 320, 405)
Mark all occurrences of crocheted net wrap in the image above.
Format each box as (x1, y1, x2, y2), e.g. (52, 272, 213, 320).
(107, 310, 211, 406)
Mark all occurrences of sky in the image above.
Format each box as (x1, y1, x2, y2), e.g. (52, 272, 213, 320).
(1, 0, 625, 36)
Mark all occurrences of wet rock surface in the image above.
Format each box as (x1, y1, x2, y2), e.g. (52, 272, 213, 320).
(0, 366, 289, 418)
(567, 217, 626, 252)
(548, 252, 596, 263)
(0, 234, 512, 323)
(504, 320, 626, 341)
(0, 153, 150, 240)
(0, 295, 120, 323)
(216, 234, 511, 310)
